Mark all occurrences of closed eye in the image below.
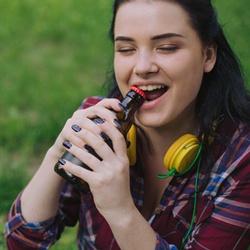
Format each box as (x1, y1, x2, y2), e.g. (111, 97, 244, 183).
(157, 46, 178, 52)
(115, 48, 136, 54)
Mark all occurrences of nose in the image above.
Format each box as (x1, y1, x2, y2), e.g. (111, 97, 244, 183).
(133, 50, 159, 77)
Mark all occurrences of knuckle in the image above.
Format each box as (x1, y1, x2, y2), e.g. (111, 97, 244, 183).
(116, 162, 126, 175)
(95, 138, 106, 149)
(72, 109, 83, 117)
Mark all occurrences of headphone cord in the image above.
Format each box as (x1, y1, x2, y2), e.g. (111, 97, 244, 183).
(180, 153, 202, 249)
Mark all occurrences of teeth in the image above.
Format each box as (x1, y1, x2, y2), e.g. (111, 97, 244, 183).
(139, 85, 165, 91)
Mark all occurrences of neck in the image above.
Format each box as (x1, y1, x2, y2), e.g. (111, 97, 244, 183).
(139, 117, 199, 156)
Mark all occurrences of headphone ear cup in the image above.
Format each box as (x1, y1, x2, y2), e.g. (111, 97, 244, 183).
(126, 124, 137, 166)
(164, 134, 200, 173)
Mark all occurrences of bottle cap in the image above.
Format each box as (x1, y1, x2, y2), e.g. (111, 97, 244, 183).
(131, 86, 146, 100)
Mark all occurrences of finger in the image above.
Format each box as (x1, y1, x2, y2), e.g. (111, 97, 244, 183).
(64, 118, 112, 151)
(61, 138, 102, 173)
(68, 118, 103, 149)
(61, 98, 123, 143)
(95, 120, 129, 165)
(95, 98, 122, 111)
(64, 126, 116, 172)
(76, 98, 122, 123)
(59, 158, 96, 185)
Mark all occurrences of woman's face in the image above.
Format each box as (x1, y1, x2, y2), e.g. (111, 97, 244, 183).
(114, 0, 216, 129)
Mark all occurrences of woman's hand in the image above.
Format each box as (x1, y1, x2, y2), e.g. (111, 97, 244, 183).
(52, 98, 120, 157)
(57, 98, 135, 217)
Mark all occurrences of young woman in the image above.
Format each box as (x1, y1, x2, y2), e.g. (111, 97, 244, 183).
(5, 0, 250, 249)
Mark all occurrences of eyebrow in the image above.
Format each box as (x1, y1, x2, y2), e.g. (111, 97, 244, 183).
(114, 33, 185, 42)
(152, 33, 185, 40)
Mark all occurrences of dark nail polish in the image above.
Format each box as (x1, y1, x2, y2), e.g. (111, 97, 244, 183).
(58, 158, 66, 166)
(63, 141, 72, 149)
(100, 131, 110, 141)
(114, 119, 122, 128)
(84, 144, 102, 160)
(100, 131, 113, 149)
(93, 117, 105, 124)
(72, 124, 82, 132)
(118, 103, 126, 111)
(84, 144, 93, 152)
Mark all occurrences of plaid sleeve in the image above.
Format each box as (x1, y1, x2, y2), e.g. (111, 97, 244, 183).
(5, 192, 60, 249)
(5, 182, 80, 249)
(80, 96, 104, 109)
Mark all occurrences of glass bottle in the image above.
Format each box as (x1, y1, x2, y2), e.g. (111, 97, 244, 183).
(54, 86, 146, 193)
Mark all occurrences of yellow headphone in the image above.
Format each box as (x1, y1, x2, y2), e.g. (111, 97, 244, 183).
(126, 124, 138, 166)
(126, 124, 202, 177)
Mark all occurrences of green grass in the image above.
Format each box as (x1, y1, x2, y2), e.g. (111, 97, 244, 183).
(0, 0, 249, 249)
(215, 0, 250, 82)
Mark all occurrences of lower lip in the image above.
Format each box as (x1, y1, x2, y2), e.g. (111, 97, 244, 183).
(140, 90, 168, 110)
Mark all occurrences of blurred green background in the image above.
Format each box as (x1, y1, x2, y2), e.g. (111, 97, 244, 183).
(0, 0, 249, 249)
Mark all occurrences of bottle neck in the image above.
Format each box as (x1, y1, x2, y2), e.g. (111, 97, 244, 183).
(116, 90, 145, 135)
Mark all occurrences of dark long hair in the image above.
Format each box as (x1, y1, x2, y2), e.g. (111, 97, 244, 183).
(107, 0, 250, 141)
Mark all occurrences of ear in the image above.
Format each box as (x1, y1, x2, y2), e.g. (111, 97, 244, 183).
(203, 43, 217, 73)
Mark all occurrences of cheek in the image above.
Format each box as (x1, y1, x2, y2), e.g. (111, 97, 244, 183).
(114, 57, 133, 84)
(114, 57, 123, 80)
(166, 52, 205, 88)
(174, 69, 203, 102)
(163, 55, 204, 106)
(113, 57, 132, 96)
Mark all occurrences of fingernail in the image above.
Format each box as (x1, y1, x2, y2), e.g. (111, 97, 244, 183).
(100, 131, 110, 141)
(118, 103, 126, 111)
(114, 119, 122, 128)
(100, 131, 113, 148)
(63, 141, 72, 149)
(58, 158, 66, 165)
(84, 144, 93, 152)
(93, 117, 105, 124)
(84, 144, 102, 160)
(72, 124, 82, 132)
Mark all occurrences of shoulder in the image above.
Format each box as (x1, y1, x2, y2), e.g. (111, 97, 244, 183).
(203, 120, 250, 200)
(206, 118, 250, 182)
(214, 116, 250, 158)
(228, 121, 250, 160)
(212, 120, 250, 179)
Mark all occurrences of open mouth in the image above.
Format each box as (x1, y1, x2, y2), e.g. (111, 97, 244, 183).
(138, 85, 168, 101)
